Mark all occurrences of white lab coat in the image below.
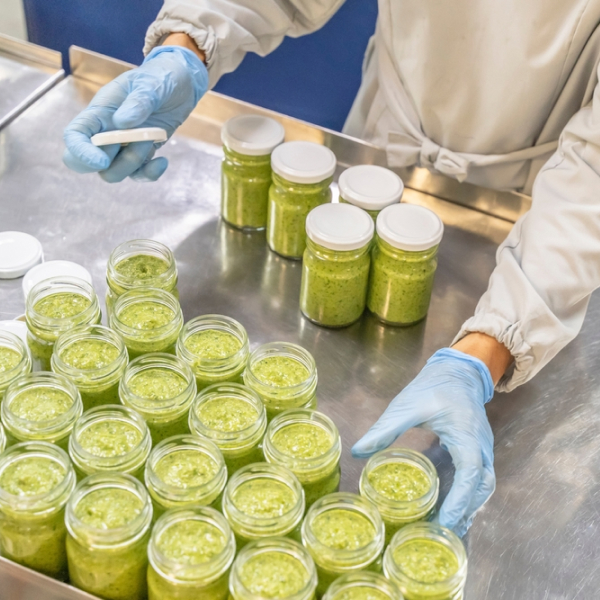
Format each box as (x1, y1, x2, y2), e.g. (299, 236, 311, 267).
(145, 0, 600, 392)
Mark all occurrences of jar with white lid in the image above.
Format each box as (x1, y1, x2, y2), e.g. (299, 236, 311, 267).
(338, 165, 404, 221)
(368, 204, 444, 326)
(300, 203, 374, 328)
(267, 141, 336, 259)
(0, 330, 31, 400)
(221, 115, 285, 231)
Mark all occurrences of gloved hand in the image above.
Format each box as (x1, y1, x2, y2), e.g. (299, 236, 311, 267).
(63, 45, 209, 183)
(352, 347, 495, 537)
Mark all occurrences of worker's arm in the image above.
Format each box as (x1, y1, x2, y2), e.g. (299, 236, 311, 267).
(162, 32, 206, 63)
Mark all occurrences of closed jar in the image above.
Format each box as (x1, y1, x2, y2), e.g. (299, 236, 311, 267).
(223, 462, 305, 548)
(221, 115, 285, 231)
(301, 492, 385, 598)
(119, 353, 196, 444)
(264, 409, 341, 508)
(26, 276, 101, 371)
(66, 473, 153, 600)
(69, 405, 152, 481)
(2, 372, 83, 450)
(322, 571, 402, 600)
(383, 523, 467, 600)
(189, 382, 267, 475)
(360, 448, 439, 545)
(176, 314, 249, 390)
(0, 441, 76, 580)
(0, 330, 32, 400)
(267, 141, 336, 259)
(244, 342, 318, 420)
(368, 204, 443, 326)
(148, 506, 236, 600)
(300, 203, 374, 328)
(52, 325, 129, 411)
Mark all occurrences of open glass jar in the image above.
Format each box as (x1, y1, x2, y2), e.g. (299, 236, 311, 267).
(322, 571, 402, 600)
(0, 330, 32, 400)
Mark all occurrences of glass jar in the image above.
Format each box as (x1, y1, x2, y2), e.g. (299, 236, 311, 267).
(221, 115, 285, 231)
(243, 342, 318, 420)
(267, 141, 336, 259)
(230, 537, 318, 600)
(189, 383, 267, 475)
(119, 353, 196, 444)
(26, 276, 101, 371)
(2, 372, 83, 450)
(383, 523, 467, 600)
(301, 492, 385, 598)
(263, 409, 341, 508)
(176, 315, 249, 390)
(110, 288, 183, 359)
(223, 462, 305, 548)
(360, 448, 439, 545)
(66, 473, 153, 600)
(145, 434, 227, 518)
(367, 204, 443, 326)
(300, 204, 374, 328)
(0, 441, 76, 580)
(338, 165, 404, 221)
(0, 424, 5, 454)
(52, 325, 129, 411)
(69, 405, 152, 482)
(323, 571, 402, 600)
(148, 506, 236, 600)
(106, 239, 178, 314)
(0, 330, 32, 400)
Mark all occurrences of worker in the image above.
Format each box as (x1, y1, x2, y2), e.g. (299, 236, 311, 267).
(63, 1, 600, 537)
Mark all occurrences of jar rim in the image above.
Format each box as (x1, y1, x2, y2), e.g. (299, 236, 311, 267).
(0, 330, 32, 388)
(322, 570, 402, 600)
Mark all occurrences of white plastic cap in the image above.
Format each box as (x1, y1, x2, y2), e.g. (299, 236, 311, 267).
(91, 127, 167, 146)
(0, 231, 43, 279)
(306, 203, 374, 251)
(23, 260, 93, 300)
(377, 204, 444, 251)
(0, 320, 28, 344)
(338, 165, 403, 211)
(221, 115, 285, 156)
(271, 141, 336, 184)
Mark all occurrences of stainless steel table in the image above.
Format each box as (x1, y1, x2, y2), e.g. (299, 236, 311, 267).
(0, 46, 598, 600)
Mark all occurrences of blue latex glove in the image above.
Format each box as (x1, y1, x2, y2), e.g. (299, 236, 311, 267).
(352, 348, 495, 537)
(63, 45, 208, 183)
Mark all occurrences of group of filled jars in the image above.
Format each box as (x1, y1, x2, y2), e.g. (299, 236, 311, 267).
(221, 115, 445, 329)
(0, 238, 466, 600)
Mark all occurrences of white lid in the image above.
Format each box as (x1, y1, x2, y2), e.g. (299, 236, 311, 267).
(271, 141, 336, 184)
(23, 260, 93, 299)
(338, 165, 403, 211)
(0, 231, 43, 279)
(0, 320, 28, 344)
(221, 115, 285, 156)
(91, 127, 167, 146)
(306, 203, 374, 251)
(377, 204, 444, 251)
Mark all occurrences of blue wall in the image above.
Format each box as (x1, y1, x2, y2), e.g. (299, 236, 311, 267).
(24, 0, 378, 131)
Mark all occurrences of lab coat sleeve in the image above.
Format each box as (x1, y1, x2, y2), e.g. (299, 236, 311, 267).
(454, 80, 600, 392)
(144, 0, 345, 87)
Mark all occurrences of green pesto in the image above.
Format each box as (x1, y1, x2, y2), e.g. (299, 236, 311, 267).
(184, 330, 242, 360)
(0, 346, 21, 372)
(272, 423, 333, 460)
(0, 456, 65, 496)
(119, 301, 175, 330)
(252, 356, 309, 387)
(27, 333, 54, 372)
(197, 396, 259, 432)
(9, 387, 73, 422)
(115, 255, 170, 280)
(148, 412, 191, 445)
(339, 197, 380, 221)
(300, 243, 370, 328)
(80, 383, 120, 412)
(232, 478, 296, 518)
(312, 509, 376, 551)
(223, 445, 266, 478)
(267, 173, 333, 259)
(158, 519, 226, 564)
(368, 462, 431, 502)
(334, 587, 391, 600)
(75, 488, 143, 529)
(239, 551, 309, 598)
(367, 238, 438, 326)
(33, 292, 91, 320)
(78, 420, 143, 458)
(59, 338, 120, 370)
(148, 564, 229, 600)
(391, 539, 459, 584)
(128, 368, 188, 400)
(221, 148, 273, 230)
(154, 449, 219, 489)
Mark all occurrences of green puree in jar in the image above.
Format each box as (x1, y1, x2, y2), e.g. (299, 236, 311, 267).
(272, 423, 333, 459)
(158, 519, 226, 564)
(10, 387, 73, 421)
(336, 589, 391, 600)
(115, 255, 169, 280)
(60, 339, 120, 370)
(0, 456, 65, 495)
(128, 368, 187, 399)
(240, 551, 309, 598)
(75, 488, 143, 529)
(232, 478, 296, 517)
(34, 293, 91, 319)
(197, 396, 259, 432)
(0, 347, 21, 372)
(154, 449, 219, 488)
(313, 509, 376, 550)
(78, 421, 143, 458)
(369, 462, 431, 502)
(392, 539, 458, 583)
(119, 302, 175, 329)
(253, 357, 309, 387)
(184, 330, 242, 359)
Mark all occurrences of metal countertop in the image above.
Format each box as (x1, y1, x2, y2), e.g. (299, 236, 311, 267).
(0, 47, 598, 600)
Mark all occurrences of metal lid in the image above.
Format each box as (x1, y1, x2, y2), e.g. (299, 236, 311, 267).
(221, 115, 285, 156)
(306, 203, 374, 251)
(271, 141, 336, 184)
(338, 165, 403, 211)
(376, 204, 444, 251)
(0, 231, 43, 279)
(23, 261, 93, 299)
